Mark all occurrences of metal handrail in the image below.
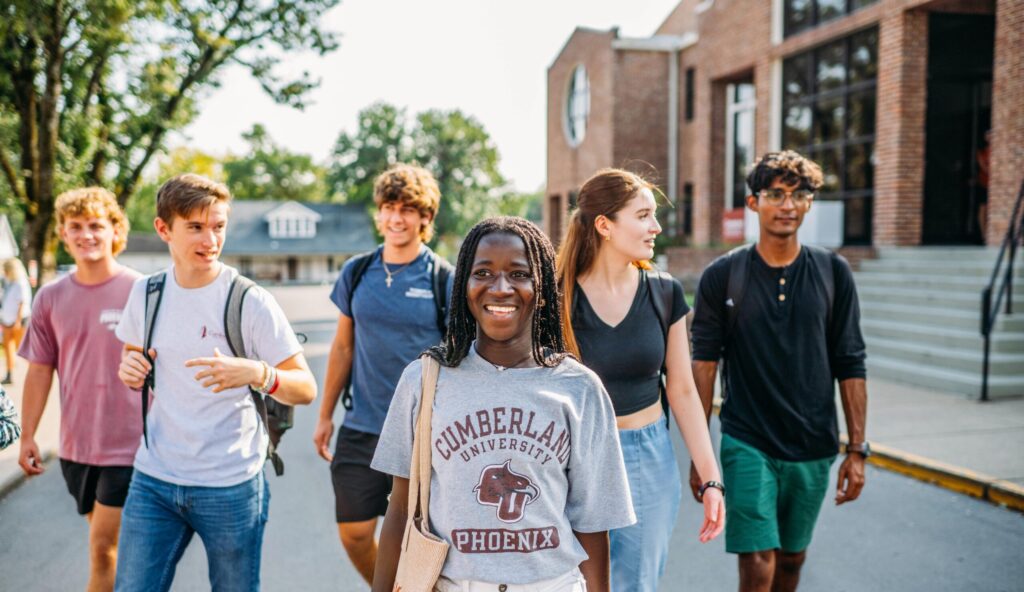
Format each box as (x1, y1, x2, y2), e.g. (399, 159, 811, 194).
(980, 179, 1024, 401)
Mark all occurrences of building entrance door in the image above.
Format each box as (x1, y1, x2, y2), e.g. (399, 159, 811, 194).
(922, 13, 994, 245)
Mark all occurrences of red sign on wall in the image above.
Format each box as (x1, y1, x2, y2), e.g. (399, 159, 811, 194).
(722, 208, 746, 244)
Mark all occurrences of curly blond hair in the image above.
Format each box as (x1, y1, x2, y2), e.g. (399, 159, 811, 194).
(372, 164, 441, 241)
(746, 150, 824, 194)
(54, 187, 130, 255)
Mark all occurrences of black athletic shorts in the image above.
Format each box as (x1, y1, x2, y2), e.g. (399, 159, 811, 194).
(60, 459, 134, 515)
(330, 426, 392, 523)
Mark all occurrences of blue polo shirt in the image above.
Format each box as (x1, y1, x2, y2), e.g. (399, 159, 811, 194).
(330, 245, 452, 435)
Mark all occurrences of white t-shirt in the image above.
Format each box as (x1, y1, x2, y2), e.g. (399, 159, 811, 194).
(2, 277, 32, 326)
(115, 264, 302, 486)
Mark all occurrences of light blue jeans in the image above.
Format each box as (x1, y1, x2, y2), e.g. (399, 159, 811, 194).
(114, 470, 270, 592)
(610, 420, 682, 592)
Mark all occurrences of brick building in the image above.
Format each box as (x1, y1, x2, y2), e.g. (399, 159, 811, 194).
(546, 0, 1022, 255)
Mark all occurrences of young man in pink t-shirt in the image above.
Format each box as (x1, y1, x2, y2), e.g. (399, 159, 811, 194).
(18, 187, 141, 592)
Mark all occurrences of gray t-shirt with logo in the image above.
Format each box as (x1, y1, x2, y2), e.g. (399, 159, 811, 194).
(372, 346, 636, 584)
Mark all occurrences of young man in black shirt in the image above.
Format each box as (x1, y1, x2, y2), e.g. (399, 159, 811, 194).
(689, 150, 868, 592)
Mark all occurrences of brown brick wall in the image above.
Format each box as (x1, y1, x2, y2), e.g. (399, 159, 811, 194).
(873, 9, 928, 245)
(546, 29, 617, 244)
(987, 0, 1024, 244)
(613, 51, 670, 184)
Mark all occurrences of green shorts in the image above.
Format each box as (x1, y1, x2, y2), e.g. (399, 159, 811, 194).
(721, 433, 835, 554)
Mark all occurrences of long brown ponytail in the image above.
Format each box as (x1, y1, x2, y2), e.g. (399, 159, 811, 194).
(555, 168, 658, 358)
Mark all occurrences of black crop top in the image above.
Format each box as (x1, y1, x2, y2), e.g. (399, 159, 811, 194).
(572, 270, 690, 416)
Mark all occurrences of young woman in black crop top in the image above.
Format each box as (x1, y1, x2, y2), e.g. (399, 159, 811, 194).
(556, 169, 724, 591)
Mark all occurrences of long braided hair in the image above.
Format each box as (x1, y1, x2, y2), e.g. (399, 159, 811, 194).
(427, 216, 567, 368)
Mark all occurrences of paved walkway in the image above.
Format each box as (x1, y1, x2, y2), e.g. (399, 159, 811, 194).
(2, 285, 1022, 511)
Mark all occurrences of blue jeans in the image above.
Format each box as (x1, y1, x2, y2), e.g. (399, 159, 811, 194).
(610, 420, 682, 592)
(114, 470, 270, 592)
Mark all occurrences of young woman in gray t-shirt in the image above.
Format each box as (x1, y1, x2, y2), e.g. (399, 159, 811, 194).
(372, 217, 635, 592)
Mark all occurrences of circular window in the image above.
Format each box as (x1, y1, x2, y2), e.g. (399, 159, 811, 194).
(564, 64, 590, 147)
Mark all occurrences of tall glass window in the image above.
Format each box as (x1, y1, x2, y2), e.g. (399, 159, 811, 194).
(782, 27, 877, 244)
(784, 0, 878, 38)
(726, 82, 757, 210)
(564, 65, 590, 147)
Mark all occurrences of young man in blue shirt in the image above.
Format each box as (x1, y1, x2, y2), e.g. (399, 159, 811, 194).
(313, 164, 452, 585)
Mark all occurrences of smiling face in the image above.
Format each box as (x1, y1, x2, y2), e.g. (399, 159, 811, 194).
(598, 187, 661, 261)
(376, 200, 429, 250)
(155, 201, 229, 275)
(467, 232, 536, 357)
(59, 214, 120, 265)
(747, 177, 812, 239)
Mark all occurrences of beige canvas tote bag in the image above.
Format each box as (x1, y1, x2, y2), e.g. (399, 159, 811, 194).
(392, 355, 449, 591)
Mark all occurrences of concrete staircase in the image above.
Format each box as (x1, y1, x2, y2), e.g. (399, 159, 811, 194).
(854, 247, 1024, 399)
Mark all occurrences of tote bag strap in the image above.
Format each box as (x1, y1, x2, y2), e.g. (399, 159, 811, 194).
(407, 355, 441, 531)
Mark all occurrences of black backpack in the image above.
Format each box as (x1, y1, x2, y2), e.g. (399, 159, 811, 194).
(340, 247, 453, 411)
(141, 272, 293, 476)
(715, 243, 836, 396)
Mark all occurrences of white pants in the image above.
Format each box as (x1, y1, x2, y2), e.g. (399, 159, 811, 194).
(434, 567, 587, 592)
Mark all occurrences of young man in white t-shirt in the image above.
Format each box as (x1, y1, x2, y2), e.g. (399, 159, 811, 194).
(114, 174, 317, 592)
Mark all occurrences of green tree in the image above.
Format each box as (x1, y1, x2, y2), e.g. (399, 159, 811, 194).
(223, 124, 329, 202)
(126, 147, 225, 233)
(0, 0, 339, 271)
(326, 102, 408, 207)
(327, 104, 511, 242)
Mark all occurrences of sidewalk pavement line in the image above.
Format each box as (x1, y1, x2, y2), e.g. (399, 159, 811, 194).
(710, 399, 1024, 513)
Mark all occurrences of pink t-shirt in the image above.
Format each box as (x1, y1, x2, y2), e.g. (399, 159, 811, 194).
(19, 268, 142, 466)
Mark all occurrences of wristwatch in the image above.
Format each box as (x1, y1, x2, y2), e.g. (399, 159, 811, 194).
(698, 480, 725, 500)
(846, 441, 872, 458)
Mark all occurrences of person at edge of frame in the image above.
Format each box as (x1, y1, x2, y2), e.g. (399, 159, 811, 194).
(689, 150, 869, 592)
(18, 187, 142, 592)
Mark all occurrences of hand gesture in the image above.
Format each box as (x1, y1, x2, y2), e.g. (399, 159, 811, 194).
(18, 437, 44, 476)
(313, 417, 335, 462)
(185, 348, 261, 393)
(835, 454, 866, 505)
(698, 486, 725, 543)
(119, 344, 155, 390)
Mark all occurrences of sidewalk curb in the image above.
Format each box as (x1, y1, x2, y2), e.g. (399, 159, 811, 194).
(868, 443, 1024, 513)
(710, 400, 1024, 513)
(0, 449, 56, 500)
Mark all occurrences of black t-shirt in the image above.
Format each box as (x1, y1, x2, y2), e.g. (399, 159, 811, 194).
(691, 247, 866, 461)
(573, 270, 690, 416)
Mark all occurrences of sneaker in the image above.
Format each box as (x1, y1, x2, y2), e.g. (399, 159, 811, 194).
(1, 374, 11, 385)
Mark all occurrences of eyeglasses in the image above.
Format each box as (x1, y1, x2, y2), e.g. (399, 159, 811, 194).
(759, 188, 814, 206)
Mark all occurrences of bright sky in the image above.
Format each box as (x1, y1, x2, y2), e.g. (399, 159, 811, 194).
(177, 0, 680, 192)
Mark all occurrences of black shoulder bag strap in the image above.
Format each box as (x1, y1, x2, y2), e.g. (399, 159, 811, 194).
(805, 245, 837, 372)
(223, 274, 289, 477)
(721, 244, 754, 399)
(430, 252, 454, 339)
(340, 249, 378, 411)
(140, 272, 167, 449)
(645, 269, 676, 427)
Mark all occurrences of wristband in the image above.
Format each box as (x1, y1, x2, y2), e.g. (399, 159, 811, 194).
(698, 480, 725, 499)
(266, 368, 280, 395)
(256, 361, 270, 391)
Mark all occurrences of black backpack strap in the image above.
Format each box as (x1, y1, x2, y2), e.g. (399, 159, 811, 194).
(224, 273, 289, 476)
(430, 251, 454, 339)
(140, 272, 167, 449)
(645, 269, 676, 427)
(340, 249, 377, 412)
(724, 244, 754, 343)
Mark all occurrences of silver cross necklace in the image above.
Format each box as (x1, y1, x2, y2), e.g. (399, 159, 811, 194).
(382, 260, 412, 288)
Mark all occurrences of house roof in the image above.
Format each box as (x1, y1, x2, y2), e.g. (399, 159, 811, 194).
(124, 200, 378, 257)
(222, 200, 377, 256)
